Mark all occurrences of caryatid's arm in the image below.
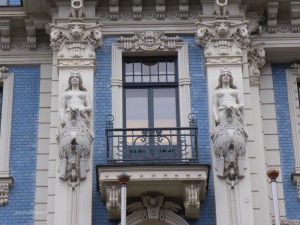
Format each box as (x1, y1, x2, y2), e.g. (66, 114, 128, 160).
(236, 91, 244, 111)
(212, 92, 219, 123)
(60, 93, 67, 125)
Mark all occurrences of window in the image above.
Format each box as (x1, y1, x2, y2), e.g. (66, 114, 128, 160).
(0, 0, 22, 6)
(123, 57, 179, 129)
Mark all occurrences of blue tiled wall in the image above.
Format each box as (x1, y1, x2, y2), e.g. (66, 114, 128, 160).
(93, 37, 119, 225)
(182, 36, 215, 225)
(93, 36, 215, 225)
(0, 66, 40, 225)
(272, 64, 300, 219)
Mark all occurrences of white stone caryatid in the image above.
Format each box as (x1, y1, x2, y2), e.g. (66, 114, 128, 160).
(211, 68, 248, 187)
(195, 1, 259, 225)
(56, 69, 93, 189)
(49, 0, 102, 225)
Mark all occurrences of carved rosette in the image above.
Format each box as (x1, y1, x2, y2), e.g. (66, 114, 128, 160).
(119, 31, 181, 51)
(49, 21, 103, 66)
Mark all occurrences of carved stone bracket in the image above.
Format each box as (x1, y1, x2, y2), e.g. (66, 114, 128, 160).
(292, 173, 300, 200)
(119, 31, 181, 51)
(291, 1, 300, 32)
(248, 46, 266, 85)
(267, 1, 279, 33)
(25, 19, 37, 50)
(0, 177, 13, 206)
(184, 184, 200, 219)
(106, 185, 121, 219)
(0, 19, 11, 50)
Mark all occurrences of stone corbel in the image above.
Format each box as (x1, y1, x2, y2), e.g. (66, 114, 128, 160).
(132, 0, 142, 20)
(291, 1, 300, 32)
(184, 184, 200, 219)
(267, 1, 279, 33)
(25, 19, 36, 50)
(0, 177, 14, 206)
(156, 0, 166, 19)
(292, 173, 300, 200)
(0, 19, 11, 50)
(105, 185, 121, 219)
(109, 0, 119, 20)
(179, 0, 189, 19)
(248, 46, 266, 86)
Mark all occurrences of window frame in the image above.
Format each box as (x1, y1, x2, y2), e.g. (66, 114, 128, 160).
(111, 42, 191, 130)
(122, 56, 180, 129)
(0, 71, 14, 179)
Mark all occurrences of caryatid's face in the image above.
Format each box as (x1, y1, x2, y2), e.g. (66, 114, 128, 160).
(221, 72, 231, 84)
(70, 74, 80, 86)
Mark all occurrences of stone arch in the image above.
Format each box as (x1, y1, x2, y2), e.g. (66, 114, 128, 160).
(123, 209, 189, 225)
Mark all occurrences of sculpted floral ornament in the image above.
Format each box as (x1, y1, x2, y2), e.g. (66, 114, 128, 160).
(119, 31, 181, 51)
(214, 0, 228, 19)
(56, 69, 94, 189)
(211, 68, 248, 187)
(69, 0, 85, 22)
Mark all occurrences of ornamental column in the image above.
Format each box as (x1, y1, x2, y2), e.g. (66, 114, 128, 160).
(195, 1, 264, 225)
(49, 1, 102, 225)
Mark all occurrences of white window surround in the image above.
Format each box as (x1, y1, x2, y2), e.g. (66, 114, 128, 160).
(286, 69, 300, 200)
(286, 69, 300, 173)
(111, 41, 191, 129)
(0, 69, 14, 205)
(0, 70, 14, 177)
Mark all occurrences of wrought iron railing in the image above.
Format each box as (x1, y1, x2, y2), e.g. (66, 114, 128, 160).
(105, 114, 198, 164)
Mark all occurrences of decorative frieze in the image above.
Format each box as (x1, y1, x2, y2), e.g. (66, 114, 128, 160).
(119, 31, 181, 51)
(0, 177, 13, 206)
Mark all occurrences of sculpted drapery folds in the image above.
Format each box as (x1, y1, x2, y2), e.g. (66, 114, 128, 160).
(56, 69, 94, 188)
(211, 68, 248, 186)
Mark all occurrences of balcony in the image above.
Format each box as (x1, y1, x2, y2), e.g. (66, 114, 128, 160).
(97, 114, 210, 221)
(105, 114, 198, 164)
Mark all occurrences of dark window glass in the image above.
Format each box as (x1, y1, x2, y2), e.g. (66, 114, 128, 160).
(123, 57, 177, 84)
(0, 0, 22, 6)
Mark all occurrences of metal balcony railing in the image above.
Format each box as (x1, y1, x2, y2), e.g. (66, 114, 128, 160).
(105, 114, 198, 164)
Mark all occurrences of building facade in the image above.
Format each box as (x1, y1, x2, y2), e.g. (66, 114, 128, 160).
(0, 0, 300, 225)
